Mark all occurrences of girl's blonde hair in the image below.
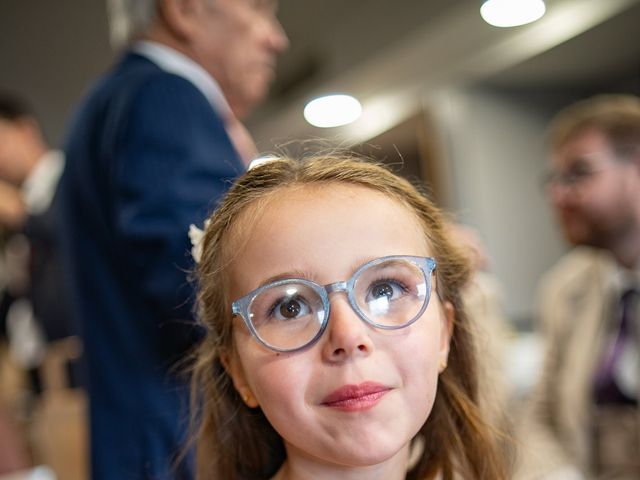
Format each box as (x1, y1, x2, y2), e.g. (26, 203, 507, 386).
(190, 153, 510, 479)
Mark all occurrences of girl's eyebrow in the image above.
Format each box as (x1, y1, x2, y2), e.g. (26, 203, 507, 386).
(259, 268, 318, 287)
(259, 256, 384, 288)
(350, 256, 378, 273)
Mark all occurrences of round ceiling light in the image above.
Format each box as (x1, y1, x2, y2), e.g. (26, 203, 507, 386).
(480, 0, 546, 28)
(303, 94, 362, 128)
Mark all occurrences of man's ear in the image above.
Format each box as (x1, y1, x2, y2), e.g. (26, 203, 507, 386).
(14, 117, 40, 138)
(158, 0, 203, 40)
(438, 301, 454, 373)
(220, 350, 259, 408)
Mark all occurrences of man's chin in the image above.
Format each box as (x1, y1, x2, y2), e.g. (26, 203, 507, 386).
(563, 228, 609, 250)
(232, 87, 269, 119)
(561, 223, 592, 247)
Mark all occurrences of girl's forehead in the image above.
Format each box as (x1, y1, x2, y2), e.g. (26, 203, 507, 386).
(227, 182, 433, 260)
(229, 182, 429, 244)
(261, 182, 401, 209)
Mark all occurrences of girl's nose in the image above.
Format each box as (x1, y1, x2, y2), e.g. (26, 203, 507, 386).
(321, 296, 374, 362)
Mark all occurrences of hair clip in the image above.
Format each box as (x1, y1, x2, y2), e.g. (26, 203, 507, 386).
(188, 220, 209, 264)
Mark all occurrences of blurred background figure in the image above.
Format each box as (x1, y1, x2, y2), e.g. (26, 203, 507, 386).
(0, 210, 30, 480)
(55, 0, 287, 478)
(0, 161, 29, 479)
(0, 91, 75, 383)
(0, 183, 24, 235)
(517, 94, 640, 479)
(0, 404, 29, 475)
(0, 180, 24, 341)
(0, 91, 83, 480)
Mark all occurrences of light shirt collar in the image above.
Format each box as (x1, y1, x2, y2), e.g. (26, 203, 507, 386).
(607, 255, 640, 295)
(132, 40, 233, 119)
(22, 150, 65, 215)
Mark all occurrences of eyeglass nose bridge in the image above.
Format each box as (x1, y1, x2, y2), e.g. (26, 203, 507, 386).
(323, 279, 360, 314)
(324, 280, 349, 295)
(322, 280, 370, 326)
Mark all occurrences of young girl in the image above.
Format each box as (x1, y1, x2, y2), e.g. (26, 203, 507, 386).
(189, 154, 509, 479)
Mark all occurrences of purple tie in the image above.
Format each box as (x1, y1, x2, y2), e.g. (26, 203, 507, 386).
(593, 288, 639, 405)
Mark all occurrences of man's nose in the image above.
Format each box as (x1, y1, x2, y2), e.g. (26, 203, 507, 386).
(547, 181, 573, 208)
(268, 18, 289, 53)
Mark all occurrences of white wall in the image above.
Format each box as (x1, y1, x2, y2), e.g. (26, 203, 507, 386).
(429, 87, 572, 325)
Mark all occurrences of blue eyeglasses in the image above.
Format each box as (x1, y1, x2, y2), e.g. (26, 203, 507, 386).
(231, 255, 437, 352)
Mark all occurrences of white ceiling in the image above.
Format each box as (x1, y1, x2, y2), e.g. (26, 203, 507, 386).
(248, 0, 640, 149)
(0, 0, 637, 149)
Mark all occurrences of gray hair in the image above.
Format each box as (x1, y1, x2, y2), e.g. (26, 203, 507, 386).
(106, 0, 158, 50)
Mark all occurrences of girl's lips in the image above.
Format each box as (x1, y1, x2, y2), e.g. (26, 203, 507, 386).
(321, 382, 391, 412)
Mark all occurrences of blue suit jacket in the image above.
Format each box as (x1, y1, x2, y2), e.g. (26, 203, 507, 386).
(56, 52, 244, 479)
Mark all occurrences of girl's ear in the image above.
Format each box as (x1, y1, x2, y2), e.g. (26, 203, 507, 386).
(438, 301, 454, 373)
(220, 350, 259, 408)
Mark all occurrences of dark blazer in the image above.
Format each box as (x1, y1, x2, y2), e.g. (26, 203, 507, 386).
(24, 198, 74, 343)
(56, 52, 244, 479)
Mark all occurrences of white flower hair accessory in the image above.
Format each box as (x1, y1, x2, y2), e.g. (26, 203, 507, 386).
(188, 220, 210, 264)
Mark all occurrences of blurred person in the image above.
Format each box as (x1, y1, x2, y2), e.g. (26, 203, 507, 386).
(0, 92, 74, 389)
(0, 94, 64, 215)
(0, 181, 24, 335)
(0, 187, 30, 478)
(0, 182, 25, 234)
(516, 94, 640, 479)
(0, 404, 30, 475)
(55, 0, 288, 478)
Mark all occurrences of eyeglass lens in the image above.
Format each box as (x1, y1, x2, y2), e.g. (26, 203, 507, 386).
(545, 164, 599, 188)
(543, 154, 616, 189)
(246, 258, 429, 351)
(249, 282, 326, 350)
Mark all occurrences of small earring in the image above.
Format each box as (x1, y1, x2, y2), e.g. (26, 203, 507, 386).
(439, 358, 448, 373)
(241, 391, 258, 408)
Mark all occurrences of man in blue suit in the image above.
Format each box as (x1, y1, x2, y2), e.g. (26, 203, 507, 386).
(55, 1, 287, 478)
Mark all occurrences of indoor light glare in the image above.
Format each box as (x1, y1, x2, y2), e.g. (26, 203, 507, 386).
(481, 0, 546, 28)
(303, 94, 362, 128)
